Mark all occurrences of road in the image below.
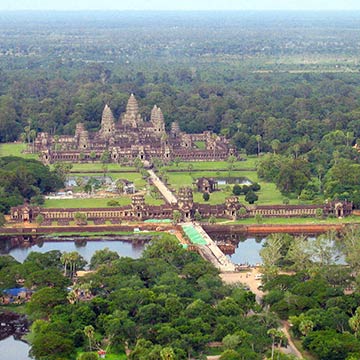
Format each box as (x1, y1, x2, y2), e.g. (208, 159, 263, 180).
(147, 169, 178, 205)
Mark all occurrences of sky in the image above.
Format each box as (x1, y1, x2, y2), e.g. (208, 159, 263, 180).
(0, 0, 360, 11)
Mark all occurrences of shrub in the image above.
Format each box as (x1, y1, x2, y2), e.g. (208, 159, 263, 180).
(107, 200, 120, 207)
(232, 184, 242, 196)
(203, 192, 210, 201)
(245, 190, 258, 204)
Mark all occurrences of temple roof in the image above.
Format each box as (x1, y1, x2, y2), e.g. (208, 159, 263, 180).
(126, 94, 139, 115)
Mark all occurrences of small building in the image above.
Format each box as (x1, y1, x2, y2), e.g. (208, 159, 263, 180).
(124, 182, 136, 194)
(196, 177, 218, 193)
(2, 288, 32, 304)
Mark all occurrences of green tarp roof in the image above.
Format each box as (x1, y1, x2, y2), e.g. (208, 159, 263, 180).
(182, 224, 207, 245)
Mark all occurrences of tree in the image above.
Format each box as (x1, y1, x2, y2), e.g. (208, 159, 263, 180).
(35, 214, 44, 225)
(61, 251, 86, 278)
(172, 210, 181, 224)
(26, 287, 67, 319)
(84, 325, 95, 351)
(160, 347, 176, 360)
(232, 184, 242, 196)
(299, 319, 314, 337)
(260, 234, 284, 276)
(74, 212, 87, 225)
(342, 226, 360, 273)
(89, 151, 97, 162)
(0, 213, 5, 227)
(219, 349, 242, 360)
(209, 215, 216, 224)
(222, 334, 241, 350)
(30, 331, 75, 360)
(53, 162, 73, 184)
(271, 139, 281, 154)
(286, 236, 311, 272)
(245, 190, 258, 204)
(79, 353, 98, 360)
(194, 210, 202, 222)
(90, 248, 119, 269)
(349, 307, 360, 338)
(256, 134, 262, 156)
(203, 192, 210, 201)
(267, 329, 286, 360)
(100, 150, 110, 164)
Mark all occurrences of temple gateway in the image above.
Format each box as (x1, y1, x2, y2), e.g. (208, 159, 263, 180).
(34, 94, 235, 164)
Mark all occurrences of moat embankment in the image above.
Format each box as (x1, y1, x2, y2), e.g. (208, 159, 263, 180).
(1, 221, 357, 237)
(203, 223, 351, 236)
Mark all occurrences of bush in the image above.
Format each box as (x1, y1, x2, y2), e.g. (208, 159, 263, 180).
(203, 192, 210, 201)
(232, 184, 242, 196)
(251, 182, 261, 192)
(245, 190, 258, 204)
(107, 200, 120, 207)
(79, 353, 98, 360)
(31, 195, 45, 205)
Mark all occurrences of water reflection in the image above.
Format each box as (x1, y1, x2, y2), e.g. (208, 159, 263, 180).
(0, 235, 148, 263)
(0, 336, 30, 360)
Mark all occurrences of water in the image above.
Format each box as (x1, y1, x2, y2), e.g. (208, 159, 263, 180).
(216, 177, 252, 186)
(227, 237, 265, 265)
(0, 236, 147, 263)
(0, 336, 30, 360)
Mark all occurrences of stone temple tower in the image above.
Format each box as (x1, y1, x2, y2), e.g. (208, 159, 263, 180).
(121, 94, 143, 128)
(151, 105, 165, 136)
(177, 187, 194, 221)
(100, 104, 115, 139)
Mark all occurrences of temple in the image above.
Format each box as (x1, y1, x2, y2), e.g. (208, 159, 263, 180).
(34, 94, 235, 164)
(10, 190, 352, 225)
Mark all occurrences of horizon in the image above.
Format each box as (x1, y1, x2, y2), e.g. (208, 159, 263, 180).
(0, 1, 360, 12)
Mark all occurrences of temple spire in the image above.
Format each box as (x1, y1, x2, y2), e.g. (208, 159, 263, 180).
(100, 104, 115, 138)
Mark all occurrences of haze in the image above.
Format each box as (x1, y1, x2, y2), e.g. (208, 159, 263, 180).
(1, 0, 360, 11)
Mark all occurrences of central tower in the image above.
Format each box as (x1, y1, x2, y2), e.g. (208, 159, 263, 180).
(121, 94, 143, 128)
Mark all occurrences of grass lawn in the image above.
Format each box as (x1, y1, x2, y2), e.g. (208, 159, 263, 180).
(163, 156, 258, 171)
(219, 215, 360, 225)
(0, 142, 38, 159)
(44, 197, 132, 208)
(166, 170, 306, 206)
(44, 195, 163, 208)
(70, 163, 136, 172)
(71, 172, 148, 188)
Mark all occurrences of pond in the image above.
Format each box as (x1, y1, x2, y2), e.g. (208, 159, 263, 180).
(216, 177, 252, 186)
(0, 336, 30, 360)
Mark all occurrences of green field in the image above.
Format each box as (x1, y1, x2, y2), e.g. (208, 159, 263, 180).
(163, 157, 258, 171)
(70, 163, 136, 172)
(0, 143, 38, 159)
(44, 195, 163, 208)
(71, 172, 148, 188)
(216, 216, 360, 225)
(166, 170, 307, 206)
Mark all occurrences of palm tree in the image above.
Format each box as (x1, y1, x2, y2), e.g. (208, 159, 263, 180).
(255, 134, 262, 156)
(84, 325, 95, 351)
(30, 129, 37, 153)
(270, 139, 281, 154)
(60, 252, 71, 276)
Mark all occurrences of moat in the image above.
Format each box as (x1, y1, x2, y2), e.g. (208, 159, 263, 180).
(0, 233, 266, 265)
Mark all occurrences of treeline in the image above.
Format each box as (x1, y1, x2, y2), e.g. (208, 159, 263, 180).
(0, 157, 62, 215)
(1, 236, 291, 359)
(260, 227, 360, 360)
